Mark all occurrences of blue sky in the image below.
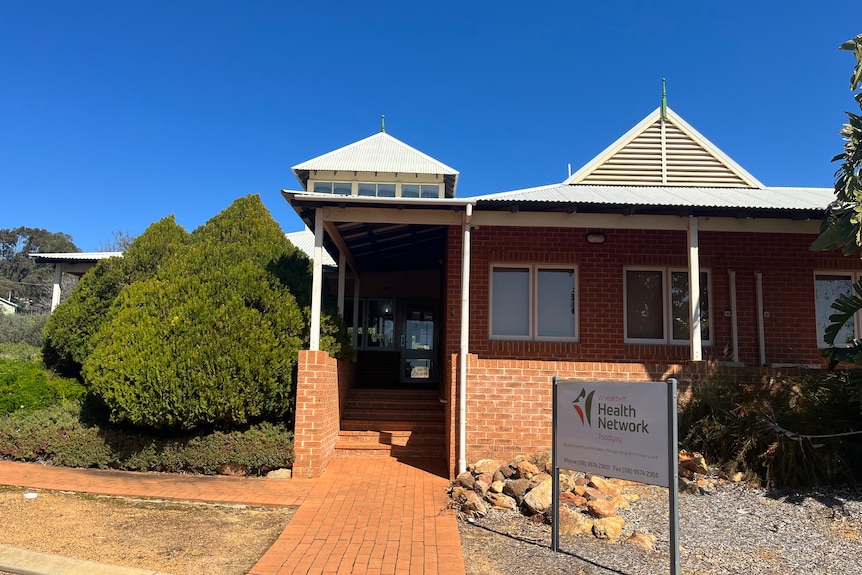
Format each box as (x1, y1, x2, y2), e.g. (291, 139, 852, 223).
(1, 1, 858, 251)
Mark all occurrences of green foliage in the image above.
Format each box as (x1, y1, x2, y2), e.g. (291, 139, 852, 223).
(0, 358, 85, 415)
(0, 343, 41, 361)
(82, 195, 332, 432)
(42, 216, 190, 378)
(0, 401, 293, 474)
(0, 313, 48, 347)
(811, 35, 862, 367)
(680, 371, 862, 487)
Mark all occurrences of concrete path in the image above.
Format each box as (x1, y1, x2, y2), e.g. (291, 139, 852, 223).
(0, 457, 465, 575)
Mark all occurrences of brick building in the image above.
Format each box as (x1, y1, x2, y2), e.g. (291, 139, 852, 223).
(283, 107, 858, 478)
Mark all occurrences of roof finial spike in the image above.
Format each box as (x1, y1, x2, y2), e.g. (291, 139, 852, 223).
(381, 115, 386, 133)
(661, 78, 668, 122)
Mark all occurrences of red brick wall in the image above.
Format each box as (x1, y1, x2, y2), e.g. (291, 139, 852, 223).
(453, 353, 816, 466)
(445, 225, 862, 366)
(292, 350, 355, 477)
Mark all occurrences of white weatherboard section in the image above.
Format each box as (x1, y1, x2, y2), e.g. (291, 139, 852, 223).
(555, 380, 671, 487)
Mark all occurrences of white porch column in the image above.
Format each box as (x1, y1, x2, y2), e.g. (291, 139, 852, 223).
(50, 263, 63, 312)
(687, 218, 702, 361)
(310, 209, 324, 351)
(337, 252, 346, 317)
(352, 275, 360, 351)
(458, 205, 472, 475)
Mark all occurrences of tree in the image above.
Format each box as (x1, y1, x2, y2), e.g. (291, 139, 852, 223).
(0, 227, 79, 312)
(81, 195, 349, 431)
(42, 216, 190, 378)
(811, 34, 862, 365)
(97, 230, 134, 252)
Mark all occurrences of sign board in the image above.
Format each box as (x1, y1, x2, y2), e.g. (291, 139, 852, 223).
(555, 379, 671, 487)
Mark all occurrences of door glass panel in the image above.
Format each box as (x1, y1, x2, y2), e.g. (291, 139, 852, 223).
(405, 310, 434, 350)
(367, 300, 394, 349)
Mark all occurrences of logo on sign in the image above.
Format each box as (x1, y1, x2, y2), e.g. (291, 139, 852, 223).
(572, 388, 595, 426)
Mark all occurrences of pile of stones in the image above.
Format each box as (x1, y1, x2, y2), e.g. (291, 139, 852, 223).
(449, 449, 713, 548)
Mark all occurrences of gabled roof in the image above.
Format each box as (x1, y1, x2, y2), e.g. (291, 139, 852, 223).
(565, 107, 763, 188)
(292, 132, 460, 196)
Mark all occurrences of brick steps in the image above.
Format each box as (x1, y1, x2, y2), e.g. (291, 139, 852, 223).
(336, 388, 446, 458)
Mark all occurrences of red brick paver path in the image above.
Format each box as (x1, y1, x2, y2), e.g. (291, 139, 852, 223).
(0, 456, 465, 575)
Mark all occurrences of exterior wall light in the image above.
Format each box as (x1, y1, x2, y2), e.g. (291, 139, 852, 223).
(586, 232, 606, 244)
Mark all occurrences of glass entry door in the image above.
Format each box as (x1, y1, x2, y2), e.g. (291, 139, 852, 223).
(400, 304, 436, 384)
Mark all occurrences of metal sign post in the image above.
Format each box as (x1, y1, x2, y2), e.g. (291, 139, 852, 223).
(667, 378, 680, 575)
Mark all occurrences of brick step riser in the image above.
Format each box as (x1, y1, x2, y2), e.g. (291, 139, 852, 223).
(348, 390, 439, 398)
(345, 400, 444, 411)
(342, 410, 444, 422)
(340, 420, 443, 433)
(337, 433, 443, 446)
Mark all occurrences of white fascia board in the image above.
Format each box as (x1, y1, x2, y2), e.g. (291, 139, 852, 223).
(470, 210, 821, 234)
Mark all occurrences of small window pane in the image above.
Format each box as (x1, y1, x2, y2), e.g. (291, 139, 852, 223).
(815, 274, 855, 347)
(333, 182, 352, 196)
(313, 182, 332, 194)
(626, 270, 664, 340)
(492, 268, 530, 337)
(358, 183, 376, 196)
(367, 300, 395, 348)
(420, 184, 440, 198)
(402, 184, 420, 198)
(537, 269, 575, 338)
(671, 271, 710, 341)
(378, 183, 396, 197)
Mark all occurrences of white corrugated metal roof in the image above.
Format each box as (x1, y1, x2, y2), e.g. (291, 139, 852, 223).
(285, 228, 337, 267)
(477, 184, 833, 211)
(29, 252, 122, 262)
(292, 132, 459, 176)
(565, 107, 764, 188)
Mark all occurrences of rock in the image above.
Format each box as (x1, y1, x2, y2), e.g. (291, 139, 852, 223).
(679, 450, 709, 475)
(560, 492, 587, 507)
(573, 484, 587, 496)
(218, 462, 248, 477)
(474, 473, 493, 495)
(626, 531, 657, 550)
(499, 464, 515, 479)
(583, 486, 605, 501)
(472, 459, 503, 475)
(266, 468, 292, 479)
(609, 495, 630, 509)
(529, 512, 546, 524)
(485, 492, 517, 510)
(589, 476, 622, 497)
(523, 478, 553, 515)
(559, 506, 594, 535)
(592, 516, 625, 540)
(730, 472, 745, 483)
(586, 498, 617, 518)
(623, 492, 640, 503)
(489, 480, 505, 494)
(455, 471, 475, 489)
(533, 450, 552, 474)
(558, 472, 577, 493)
(503, 478, 532, 504)
(460, 490, 487, 517)
(515, 460, 540, 479)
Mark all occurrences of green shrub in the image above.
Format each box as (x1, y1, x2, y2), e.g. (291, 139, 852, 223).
(42, 216, 190, 378)
(680, 370, 862, 487)
(82, 195, 345, 432)
(0, 401, 293, 474)
(0, 313, 49, 347)
(0, 359, 85, 415)
(0, 343, 41, 361)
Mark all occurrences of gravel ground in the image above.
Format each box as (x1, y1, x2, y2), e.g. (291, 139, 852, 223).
(458, 481, 862, 575)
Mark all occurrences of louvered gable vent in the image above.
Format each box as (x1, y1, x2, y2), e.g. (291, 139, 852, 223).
(568, 108, 762, 188)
